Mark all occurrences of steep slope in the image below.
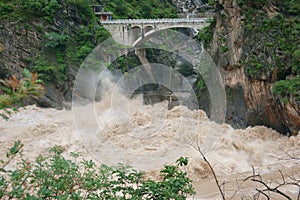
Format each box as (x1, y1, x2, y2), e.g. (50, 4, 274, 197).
(197, 0, 300, 134)
(0, 0, 178, 109)
(0, 0, 104, 108)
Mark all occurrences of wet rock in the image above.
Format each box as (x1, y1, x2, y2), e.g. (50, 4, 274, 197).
(37, 84, 64, 109)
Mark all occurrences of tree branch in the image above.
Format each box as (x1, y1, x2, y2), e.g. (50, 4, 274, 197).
(195, 145, 226, 200)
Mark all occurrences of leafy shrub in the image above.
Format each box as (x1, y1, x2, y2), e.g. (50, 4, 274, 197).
(0, 69, 44, 118)
(0, 143, 195, 199)
(65, 0, 94, 21)
(272, 77, 300, 99)
(197, 19, 216, 49)
(195, 76, 207, 91)
(220, 45, 229, 53)
(104, 0, 178, 19)
(96, 26, 111, 43)
(76, 44, 93, 60)
(0, 69, 44, 106)
(44, 32, 68, 48)
(34, 58, 66, 82)
(43, 0, 60, 21)
(0, 2, 14, 19)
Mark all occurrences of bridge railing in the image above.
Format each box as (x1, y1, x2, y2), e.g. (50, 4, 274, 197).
(100, 18, 211, 24)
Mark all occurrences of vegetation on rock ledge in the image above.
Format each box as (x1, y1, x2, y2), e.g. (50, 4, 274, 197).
(101, 0, 178, 19)
(0, 69, 44, 119)
(273, 76, 300, 105)
(238, 0, 300, 107)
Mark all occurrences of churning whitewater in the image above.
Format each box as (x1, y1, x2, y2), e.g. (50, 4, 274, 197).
(0, 84, 299, 199)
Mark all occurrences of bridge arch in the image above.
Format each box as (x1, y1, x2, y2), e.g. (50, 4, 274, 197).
(144, 25, 154, 34)
(132, 25, 204, 47)
(131, 25, 142, 29)
(130, 26, 142, 44)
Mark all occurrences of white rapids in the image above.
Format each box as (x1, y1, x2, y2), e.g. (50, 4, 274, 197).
(0, 92, 299, 199)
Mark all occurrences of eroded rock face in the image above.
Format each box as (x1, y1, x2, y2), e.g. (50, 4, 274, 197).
(0, 20, 42, 77)
(207, 0, 299, 134)
(171, 0, 213, 16)
(0, 4, 89, 109)
(0, 22, 64, 108)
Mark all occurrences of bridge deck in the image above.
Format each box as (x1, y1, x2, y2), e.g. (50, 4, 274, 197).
(100, 18, 210, 24)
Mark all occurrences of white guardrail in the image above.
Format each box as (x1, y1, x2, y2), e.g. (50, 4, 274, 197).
(100, 18, 209, 24)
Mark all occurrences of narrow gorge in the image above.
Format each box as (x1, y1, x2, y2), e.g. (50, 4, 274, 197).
(0, 0, 299, 199)
(1, 0, 298, 134)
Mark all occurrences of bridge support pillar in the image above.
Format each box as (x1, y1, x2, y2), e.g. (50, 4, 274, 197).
(134, 48, 146, 57)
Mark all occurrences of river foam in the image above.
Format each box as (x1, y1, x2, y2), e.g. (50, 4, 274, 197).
(1, 92, 299, 199)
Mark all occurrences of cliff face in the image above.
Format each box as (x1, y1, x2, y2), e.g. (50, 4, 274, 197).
(172, 0, 213, 17)
(0, 2, 95, 109)
(206, 0, 300, 134)
(0, 20, 41, 77)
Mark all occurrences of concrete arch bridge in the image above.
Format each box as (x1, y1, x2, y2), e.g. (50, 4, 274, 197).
(101, 17, 211, 46)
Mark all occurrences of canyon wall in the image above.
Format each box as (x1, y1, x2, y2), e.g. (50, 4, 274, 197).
(205, 0, 299, 134)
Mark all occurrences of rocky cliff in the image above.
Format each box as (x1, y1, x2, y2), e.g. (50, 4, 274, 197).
(202, 0, 300, 134)
(172, 0, 214, 17)
(0, 1, 98, 109)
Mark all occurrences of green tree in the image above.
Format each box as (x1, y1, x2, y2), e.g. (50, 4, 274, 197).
(0, 143, 195, 199)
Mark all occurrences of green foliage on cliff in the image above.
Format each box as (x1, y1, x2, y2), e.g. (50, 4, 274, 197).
(238, 0, 272, 9)
(0, 0, 60, 21)
(197, 19, 216, 49)
(0, 143, 195, 199)
(34, 57, 66, 82)
(239, 0, 300, 79)
(0, 0, 97, 22)
(100, 0, 178, 19)
(65, 0, 93, 20)
(234, 0, 300, 109)
(238, 0, 300, 15)
(0, 2, 14, 19)
(0, 0, 101, 82)
(272, 76, 300, 104)
(110, 54, 141, 73)
(0, 0, 107, 88)
(44, 32, 69, 48)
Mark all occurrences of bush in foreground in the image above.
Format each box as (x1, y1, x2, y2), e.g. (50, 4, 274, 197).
(0, 142, 195, 199)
